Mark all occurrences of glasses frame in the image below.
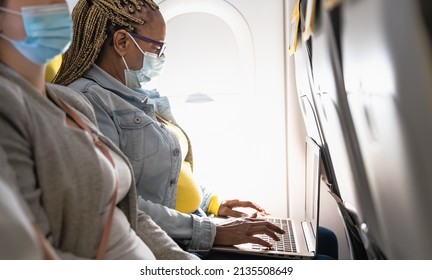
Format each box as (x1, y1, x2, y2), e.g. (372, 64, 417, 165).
(129, 32, 166, 57)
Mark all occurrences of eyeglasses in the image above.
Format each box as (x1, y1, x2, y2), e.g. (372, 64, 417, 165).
(129, 32, 166, 58)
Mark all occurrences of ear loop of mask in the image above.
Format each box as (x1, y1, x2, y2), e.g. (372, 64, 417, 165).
(121, 33, 143, 88)
(0, 8, 21, 42)
(121, 55, 130, 70)
(127, 33, 145, 55)
(121, 32, 144, 70)
(121, 54, 141, 88)
(119, 32, 132, 86)
(0, 7, 22, 16)
(121, 50, 142, 89)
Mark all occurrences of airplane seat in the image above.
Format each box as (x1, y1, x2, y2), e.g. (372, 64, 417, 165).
(419, 0, 432, 41)
(307, 0, 391, 259)
(294, 0, 341, 198)
(292, 0, 369, 259)
(293, 38, 321, 146)
(341, 0, 432, 259)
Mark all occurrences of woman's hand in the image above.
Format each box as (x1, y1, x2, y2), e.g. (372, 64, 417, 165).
(217, 199, 270, 218)
(213, 218, 285, 248)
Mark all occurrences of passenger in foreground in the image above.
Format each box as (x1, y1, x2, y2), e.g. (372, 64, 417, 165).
(0, 0, 197, 260)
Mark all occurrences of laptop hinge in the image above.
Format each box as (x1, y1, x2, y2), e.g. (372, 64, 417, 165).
(302, 221, 316, 253)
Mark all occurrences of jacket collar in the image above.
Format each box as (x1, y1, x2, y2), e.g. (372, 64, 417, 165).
(84, 65, 148, 105)
(84, 65, 179, 123)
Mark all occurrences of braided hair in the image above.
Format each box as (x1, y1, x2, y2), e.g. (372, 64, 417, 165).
(54, 0, 159, 85)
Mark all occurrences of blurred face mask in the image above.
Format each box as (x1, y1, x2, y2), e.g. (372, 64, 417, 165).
(0, 4, 72, 65)
(122, 33, 165, 89)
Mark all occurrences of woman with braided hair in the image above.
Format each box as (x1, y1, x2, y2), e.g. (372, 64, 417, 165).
(54, 0, 286, 254)
(0, 0, 197, 260)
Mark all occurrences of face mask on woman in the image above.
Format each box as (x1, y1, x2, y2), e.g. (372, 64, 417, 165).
(122, 33, 165, 89)
(0, 3, 72, 65)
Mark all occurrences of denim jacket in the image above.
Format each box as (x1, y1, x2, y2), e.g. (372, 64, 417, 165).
(68, 65, 216, 251)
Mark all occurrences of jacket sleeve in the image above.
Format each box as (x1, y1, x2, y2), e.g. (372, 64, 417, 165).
(137, 196, 216, 252)
(134, 209, 200, 260)
(199, 184, 218, 213)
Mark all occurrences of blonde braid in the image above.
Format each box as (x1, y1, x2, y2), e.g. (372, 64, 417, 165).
(54, 0, 158, 85)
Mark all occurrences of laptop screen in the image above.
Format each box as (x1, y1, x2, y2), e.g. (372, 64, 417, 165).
(304, 137, 321, 237)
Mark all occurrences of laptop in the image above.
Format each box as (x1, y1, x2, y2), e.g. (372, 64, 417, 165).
(211, 137, 322, 259)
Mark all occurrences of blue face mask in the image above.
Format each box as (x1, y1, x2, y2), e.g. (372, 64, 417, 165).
(122, 34, 165, 89)
(0, 4, 72, 65)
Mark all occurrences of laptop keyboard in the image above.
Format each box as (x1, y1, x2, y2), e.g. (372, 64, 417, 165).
(251, 218, 298, 253)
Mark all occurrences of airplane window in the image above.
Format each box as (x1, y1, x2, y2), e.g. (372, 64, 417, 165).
(157, 13, 243, 98)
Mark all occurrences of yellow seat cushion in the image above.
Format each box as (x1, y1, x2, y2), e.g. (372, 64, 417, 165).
(45, 55, 62, 83)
